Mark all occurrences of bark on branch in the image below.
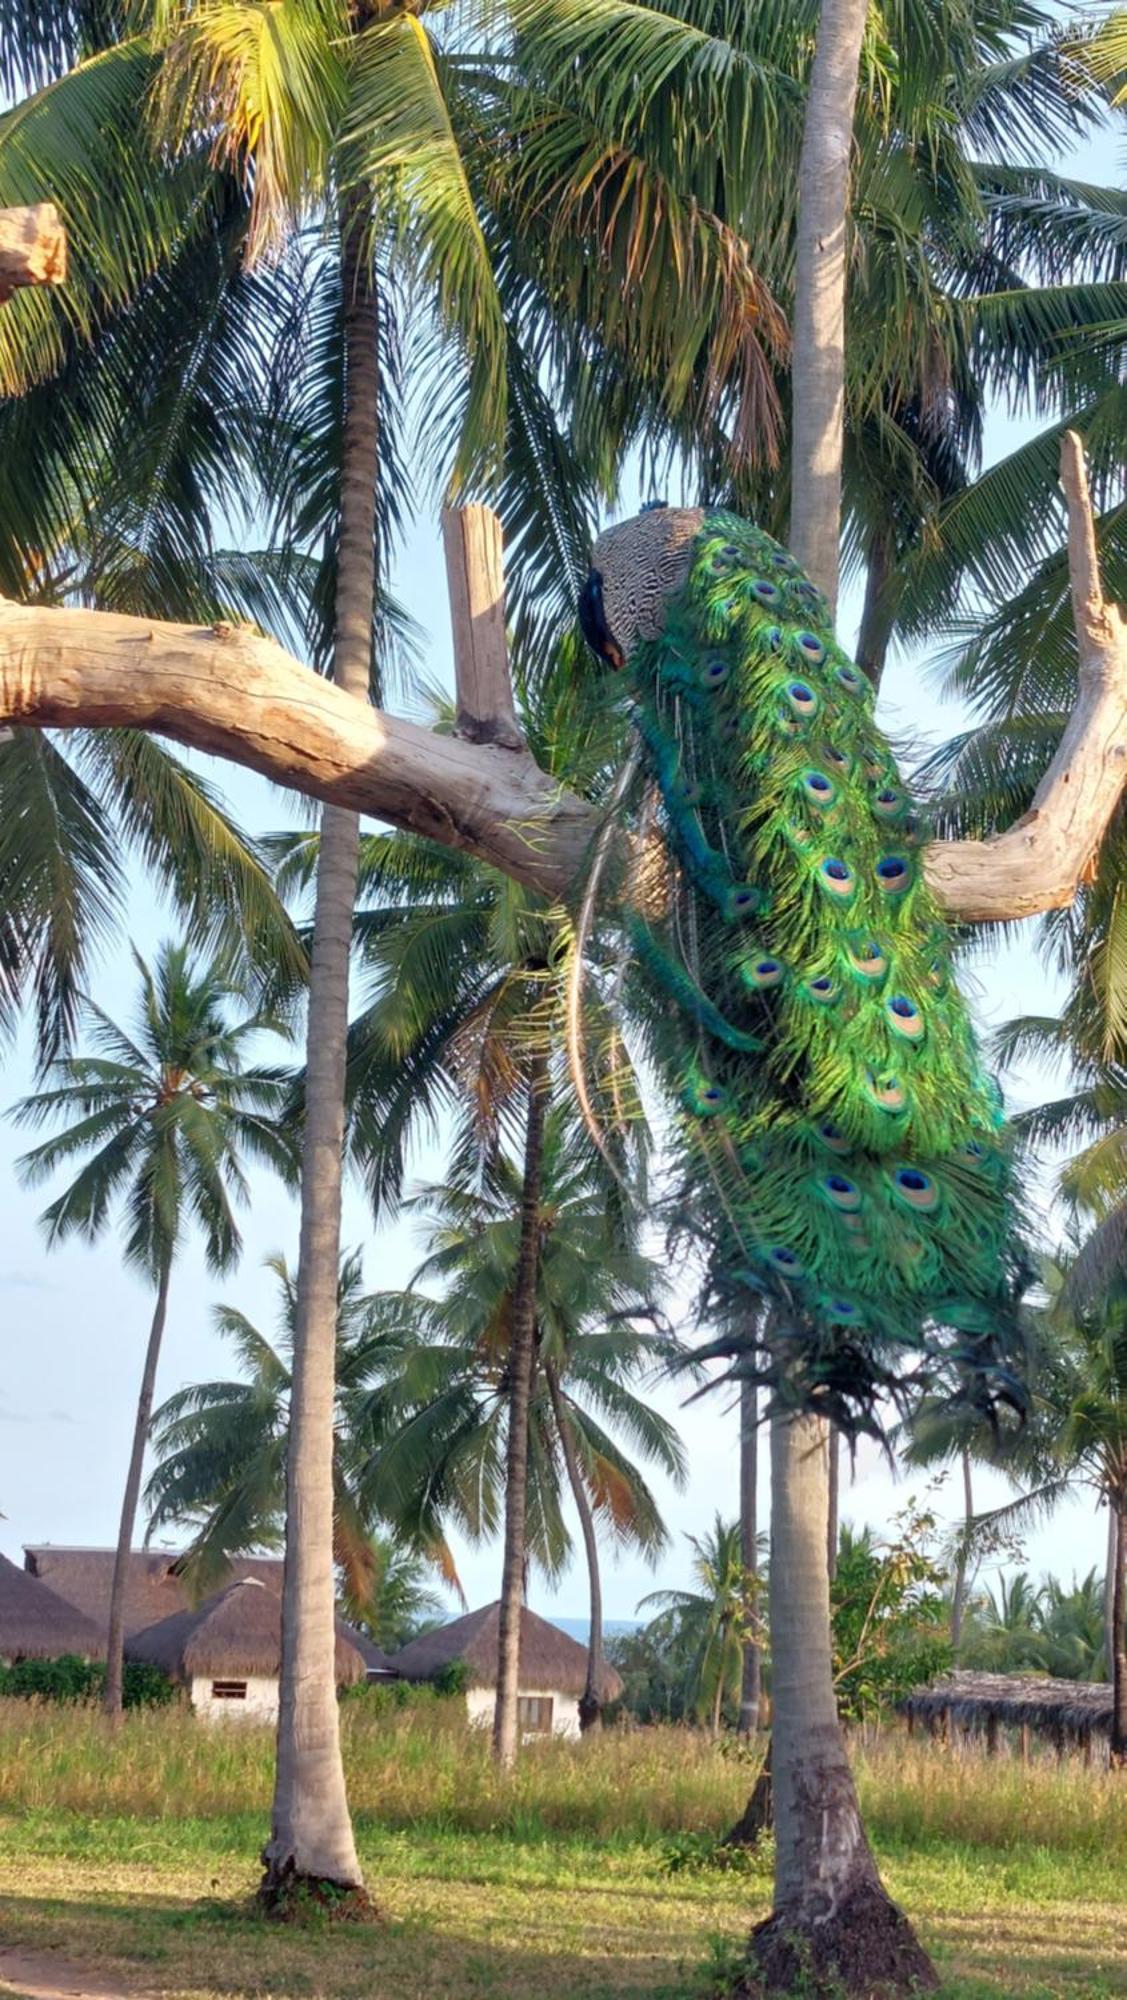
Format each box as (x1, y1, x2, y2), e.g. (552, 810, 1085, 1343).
(0, 598, 594, 896)
(1, 435, 1124, 918)
(0, 205, 67, 303)
(442, 505, 524, 750)
(923, 433, 1127, 922)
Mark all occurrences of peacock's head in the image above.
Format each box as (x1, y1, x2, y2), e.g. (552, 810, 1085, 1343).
(578, 503, 705, 670)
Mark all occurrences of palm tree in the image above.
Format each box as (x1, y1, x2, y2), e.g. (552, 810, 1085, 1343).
(350, 1115, 687, 1733)
(143, 1248, 455, 1640)
(10, 940, 293, 1717)
(639, 1517, 756, 1736)
(143, 1249, 459, 1613)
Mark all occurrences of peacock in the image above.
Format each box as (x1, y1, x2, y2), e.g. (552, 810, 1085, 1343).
(576, 503, 1030, 1435)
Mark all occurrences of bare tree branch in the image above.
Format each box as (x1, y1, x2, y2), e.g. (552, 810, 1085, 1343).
(442, 505, 524, 750)
(0, 205, 67, 304)
(924, 433, 1127, 922)
(2, 437, 1124, 917)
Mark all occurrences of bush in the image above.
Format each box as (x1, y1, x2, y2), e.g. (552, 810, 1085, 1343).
(0, 1655, 174, 1707)
(340, 1663, 466, 1714)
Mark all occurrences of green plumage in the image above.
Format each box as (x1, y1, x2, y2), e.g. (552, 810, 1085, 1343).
(610, 509, 1028, 1430)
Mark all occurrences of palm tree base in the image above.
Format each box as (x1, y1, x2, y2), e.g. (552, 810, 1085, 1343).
(723, 1736, 772, 1847)
(256, 1861, 378, 1925)
(578, 1692, 602, 1733)
(741, 1884, 938, 1995)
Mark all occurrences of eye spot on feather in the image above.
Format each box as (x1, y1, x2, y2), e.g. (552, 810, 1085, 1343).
(814, 1117, 851, 1154)
(891, 1166, 940, 1212)
(752, 579, 783, 606)
(725, 883, 768, 921)
(864, 1069, 908, 1114)
(799, 974, 840, 1006)
(762, 624, 784, 651)
(765, 1245, 805, 1277)
(709, 542, 741, 574)
(683, 1077, 729, 1118)
(861, 747, 887, 780)
(873, 787, 905, 820)
(817, 857, 856, 901)
(821, 1173, 862, 1212)
(741, 953, 786, 991)
(822, 1295, 863, 1323)
(847, 939, 888, 982)
(785, 680, 819, 718)
(886, 994, 925, 1042)
(823, 743, 852, 776)
(875, 855, 912, 896)
(836, 664, 865, 695)
(795, 631, 826, 666)
(800, 769, 837, 810)
(699, 654, 730, 689)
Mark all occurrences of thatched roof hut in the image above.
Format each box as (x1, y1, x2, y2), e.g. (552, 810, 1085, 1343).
(901, 1669, 1113, 1752)
(126, 1578, 366, 1686)
(388, 1602, 623, 1700)
(0, 1551, 106, 1662)
(23, 1546, 283, 1639)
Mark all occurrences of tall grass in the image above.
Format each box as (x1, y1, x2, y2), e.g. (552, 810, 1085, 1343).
(0, 1698, 1122, 1859)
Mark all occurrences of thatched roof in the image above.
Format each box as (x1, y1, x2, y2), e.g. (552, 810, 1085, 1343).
(24, 1546, 283, 1639)
(901, 1669, 1113, 1736)
(0, 1552, 106, 1662)
(337, 1620, 396, 1676)
(387, 1602, 624, 1700)
(125, 1578, 365, 1684)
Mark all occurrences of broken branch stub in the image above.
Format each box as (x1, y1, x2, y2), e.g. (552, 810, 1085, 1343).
(0, 205, 67, 304)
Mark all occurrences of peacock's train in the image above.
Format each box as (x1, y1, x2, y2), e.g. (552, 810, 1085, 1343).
(578, 504, 1029, 1436)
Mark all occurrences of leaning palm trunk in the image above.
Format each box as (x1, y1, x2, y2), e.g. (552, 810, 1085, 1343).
(261, 210, 379, 1906)
(1112, 1495, 1127, 1768)
(546, 1360, 604, 1731)
(103, 1256, 172, 1719)
(748, 1411, 938, 1989)
(738, 1373, 761, 1737)
(493, 1053, 549, 1767)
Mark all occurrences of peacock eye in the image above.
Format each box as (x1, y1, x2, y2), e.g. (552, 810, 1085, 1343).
(785, 681, 819, 719)
(817, 857, 856, 900)
(741, 953, 785, 990)
(801, 769, 836, 808)
(886, 994, 925, 1041)
(822, 1174, 862, 1212)
(700, 655, 729, 687)
(752, 579, 782, 604)
(892, 1166, 940, 1212)
(795, 632, 826, 666)
(836, 664, 864, 695)
(762, 624, 784, 651)
(875, 856, 911, 895)
(801, 974, 840, 1006)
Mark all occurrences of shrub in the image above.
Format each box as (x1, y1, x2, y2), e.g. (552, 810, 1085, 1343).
(0, 1656, 174, 1707)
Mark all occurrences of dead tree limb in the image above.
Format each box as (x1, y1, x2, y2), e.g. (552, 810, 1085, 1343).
(2, 444, 1124, 915)
(0, 205, 67, 303)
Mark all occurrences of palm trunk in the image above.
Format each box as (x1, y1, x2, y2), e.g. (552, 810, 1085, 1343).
(546, 1361, 603, 1733)
(950, 1450, 974, 1662)
(826, 1421, 841, 1583)
(855, 531, 897, 688)
(738, 1373, 761, 1736)
(749, 1409, 938, 1990)
(1112, 1497, 1127, 1768)
(493, 1052, 549, 1767)
(261, 207, 379, 1908)
(710, 1660, 725, 1740)
(1105, 1505, 1118, 1683)
(787, 0, 870, 615)
(102, 1257, 172, 1719)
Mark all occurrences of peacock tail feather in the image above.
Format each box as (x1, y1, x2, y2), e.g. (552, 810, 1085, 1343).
(581, 506, 1030, 1433)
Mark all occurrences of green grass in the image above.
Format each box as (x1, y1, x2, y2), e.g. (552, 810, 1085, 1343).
(0, 1702, 1123, 1998)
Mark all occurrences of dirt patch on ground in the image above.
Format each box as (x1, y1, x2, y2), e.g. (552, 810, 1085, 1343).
(745, 1882, 941, 1995)
(0, 1945, 151, 2000)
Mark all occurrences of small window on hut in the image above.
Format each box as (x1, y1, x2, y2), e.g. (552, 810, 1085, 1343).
(517, 1695, 553, 1734)
(210, 1679, 248, 1700)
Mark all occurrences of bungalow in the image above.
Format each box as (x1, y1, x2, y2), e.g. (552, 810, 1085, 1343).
(125, 1576, 366, 1721)
(0, 1552, 105, 1664)
(22, 1546, 395, 1679)
(387, 1601, 623, 1739)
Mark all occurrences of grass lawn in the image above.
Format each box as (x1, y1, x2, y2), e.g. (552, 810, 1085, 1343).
(0, 1704, 1123, 1998)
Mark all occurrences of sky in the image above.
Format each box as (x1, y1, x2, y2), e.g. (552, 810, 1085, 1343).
(0, 122, 1120, 1632)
